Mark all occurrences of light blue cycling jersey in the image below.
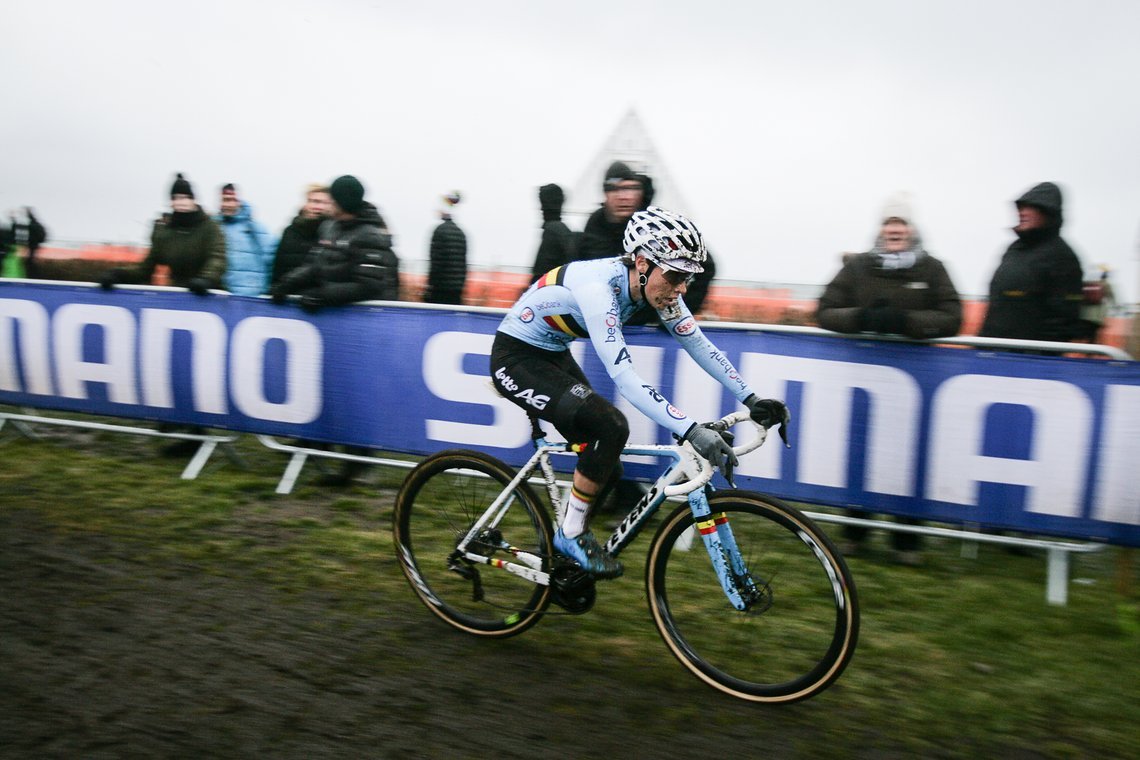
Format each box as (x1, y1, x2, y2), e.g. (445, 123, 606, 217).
(497, 257, 754, 438)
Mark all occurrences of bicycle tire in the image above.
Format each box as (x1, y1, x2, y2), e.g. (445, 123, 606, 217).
(646, 490, 859, 703)
(393, 449, 554, 637)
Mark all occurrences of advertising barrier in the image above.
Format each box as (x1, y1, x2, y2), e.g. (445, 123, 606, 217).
(2, 281, 1137, 546)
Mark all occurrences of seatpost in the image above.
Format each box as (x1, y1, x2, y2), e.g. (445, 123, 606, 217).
(528, 413, 545, 442)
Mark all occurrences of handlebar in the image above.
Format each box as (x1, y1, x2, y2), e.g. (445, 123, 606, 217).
(665, 411, 770, 496)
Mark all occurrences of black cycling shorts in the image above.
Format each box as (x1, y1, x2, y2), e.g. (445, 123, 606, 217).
(490, 332, 628, 483)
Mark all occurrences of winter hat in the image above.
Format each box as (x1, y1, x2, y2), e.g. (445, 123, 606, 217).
(439, 190, 461, 219)
(170, 173, 194, 199)
(880, 191, 915, 226)
(1015, 181, 1063, 225)
(329, 175, 365, 214)
(539, 183, 564, 212)
(603, 160, 638, 192)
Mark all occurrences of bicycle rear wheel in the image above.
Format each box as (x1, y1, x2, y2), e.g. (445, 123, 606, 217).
(394, 449, 553, 637)
(646, 491, 859, 703)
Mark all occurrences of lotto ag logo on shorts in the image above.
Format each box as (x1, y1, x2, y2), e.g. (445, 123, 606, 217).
(520, 307, 535, 323)
(674, 317, 696, 336)
(666, 404, 686, 420)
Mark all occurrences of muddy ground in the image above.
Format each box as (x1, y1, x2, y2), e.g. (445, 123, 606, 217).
(1, 484, 840, 759)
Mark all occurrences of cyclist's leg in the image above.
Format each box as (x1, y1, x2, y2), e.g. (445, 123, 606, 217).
(490, 334, 627, 577)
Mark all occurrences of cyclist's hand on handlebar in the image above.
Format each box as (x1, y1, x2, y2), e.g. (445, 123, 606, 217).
(744, 395, 792, 448)
(684, 423, 739, 481)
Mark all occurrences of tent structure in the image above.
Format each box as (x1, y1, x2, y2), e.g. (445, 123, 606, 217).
(566, 108, 693, 220)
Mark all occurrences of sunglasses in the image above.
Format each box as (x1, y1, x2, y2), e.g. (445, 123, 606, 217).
(661, 269, 696, 287)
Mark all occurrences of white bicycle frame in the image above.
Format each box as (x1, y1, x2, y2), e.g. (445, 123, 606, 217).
(451, 411, 768, 593)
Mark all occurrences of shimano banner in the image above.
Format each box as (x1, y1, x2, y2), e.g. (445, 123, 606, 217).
(2, 282, 1138, 545)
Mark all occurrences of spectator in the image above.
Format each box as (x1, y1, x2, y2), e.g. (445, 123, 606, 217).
(100, 173, 225, 293)
(529, 183, 576, 283)
(576, 160, 646, 262)
(817, 194, 962, 565)
(99, 173, 225, 457)
(270, 174, 399, 309)
(817, 195, 962, 339)
(979, 182, 1085, 343)
(271, 183, 331, 287)
(424, 191, 467, 305)
(270, 174, 399, 487)
(4, 207, 48, 278)
(1, 213, 15, 276)
(1077, 266, 1116, 343)
(216, 183, 277, 296)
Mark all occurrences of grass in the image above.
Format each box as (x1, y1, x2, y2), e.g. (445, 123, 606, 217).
(2, 418, 1139, 758)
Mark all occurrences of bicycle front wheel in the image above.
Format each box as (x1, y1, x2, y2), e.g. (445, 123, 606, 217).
(646, 491, 859, 703)
(393, 449, 553, 638)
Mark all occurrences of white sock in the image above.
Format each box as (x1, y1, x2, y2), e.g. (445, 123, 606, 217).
(560, 485, 594, 538)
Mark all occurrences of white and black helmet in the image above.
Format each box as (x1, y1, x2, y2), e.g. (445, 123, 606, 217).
(622, 206, 707, 273)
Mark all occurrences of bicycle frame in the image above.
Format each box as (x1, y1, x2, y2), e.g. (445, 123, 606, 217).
(452, 411, 768, 610)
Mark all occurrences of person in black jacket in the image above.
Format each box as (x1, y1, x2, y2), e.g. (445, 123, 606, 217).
(271, 175, 399, 311)
(529, 183, 576, 283)
(5, 207, 48, 278)
(979, 182, 1084, 343)
(424, 192, 467, 304)
(575, 161, 648, 262)
(271, 184, 331, 287)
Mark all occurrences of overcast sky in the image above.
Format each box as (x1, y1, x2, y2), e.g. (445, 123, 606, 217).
(4, 0, 1138, 301)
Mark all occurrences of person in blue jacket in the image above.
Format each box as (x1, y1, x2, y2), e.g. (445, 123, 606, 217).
(216, 183, 277, 295)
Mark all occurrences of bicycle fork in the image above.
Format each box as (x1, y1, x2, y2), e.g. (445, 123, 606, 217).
(688, 490, 768, 613)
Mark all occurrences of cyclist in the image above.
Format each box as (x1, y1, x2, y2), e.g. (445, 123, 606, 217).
(490, 206, 789, 579)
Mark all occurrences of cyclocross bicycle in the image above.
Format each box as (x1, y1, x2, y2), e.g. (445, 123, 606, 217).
(393, 410, 859, 703)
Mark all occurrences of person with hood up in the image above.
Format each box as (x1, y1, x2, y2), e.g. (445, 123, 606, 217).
(979, 181, 1085, 342)
(816, 193, 962, 340)
(100, 173, 225, 293)
(216, 183, 277, 296)
(529, 183, 577, 283)
(270, 174, 400, 309)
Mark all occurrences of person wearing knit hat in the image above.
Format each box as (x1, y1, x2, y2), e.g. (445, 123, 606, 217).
(329, 175, 366, 215)
(530, 183, 576, 283)
(170, 172, 195, 200)
(424, 190, 467, 305)
(817, 191, 963, 564)
(577, 160, 648, 262)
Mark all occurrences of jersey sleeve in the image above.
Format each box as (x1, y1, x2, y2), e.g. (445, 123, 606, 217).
(659, 299, 755, 403)
(575, 280, 695, 438)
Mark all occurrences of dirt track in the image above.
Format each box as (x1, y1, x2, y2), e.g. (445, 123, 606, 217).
(2, 504, 841, 759)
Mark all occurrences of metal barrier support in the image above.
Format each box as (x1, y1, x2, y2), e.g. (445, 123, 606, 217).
(0, 409, 242, 480)
(804, 512, 1104, 605)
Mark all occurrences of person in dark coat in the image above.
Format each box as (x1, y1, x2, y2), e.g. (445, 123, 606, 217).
(817, 194, 962, 564)
(271, 184, 332, 287)
(5, 207, 48, 278)
(271, 175, 400, 310)
(101, 173, 226, 293)
(817, 195, 961, 340)
(979, 182, 1084, 343)
(270, 175, 399, 487)
(529, 183, 577, 283)
(424, 192, 467, 305)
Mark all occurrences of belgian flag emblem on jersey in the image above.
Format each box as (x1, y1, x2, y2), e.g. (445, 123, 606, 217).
(536, 266, 589, 337)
